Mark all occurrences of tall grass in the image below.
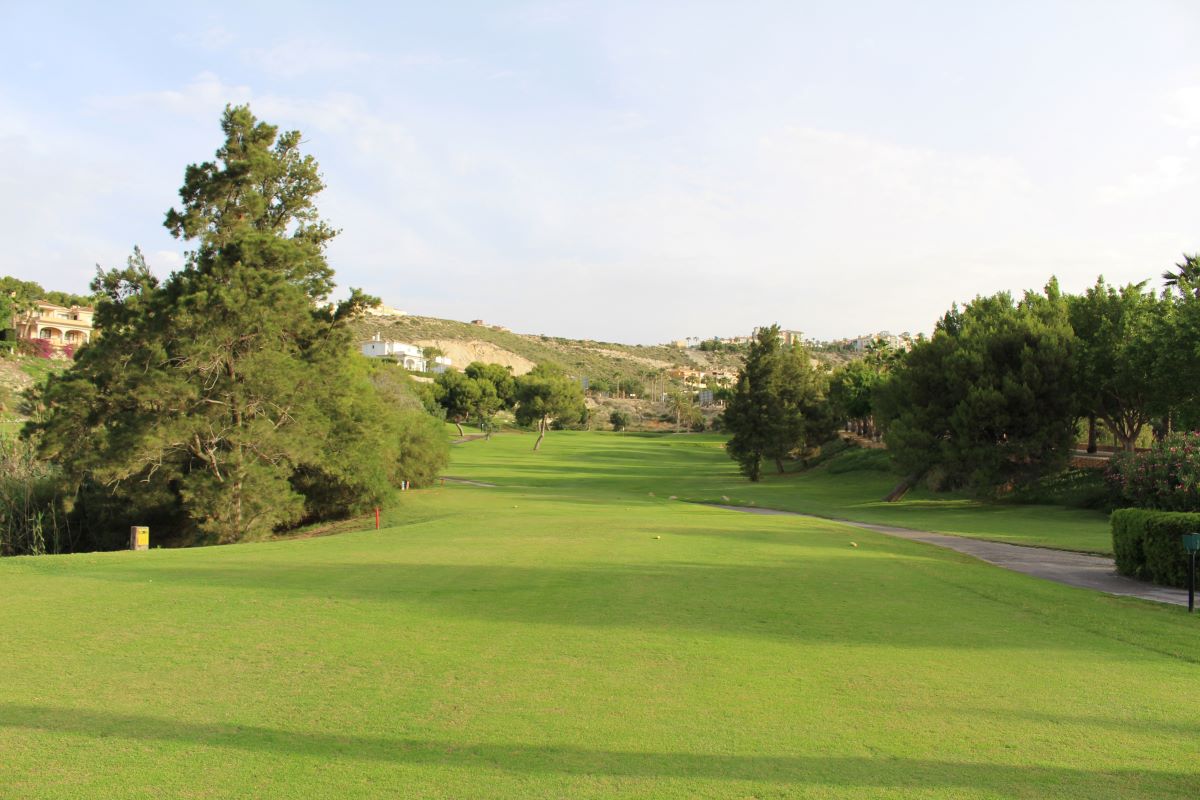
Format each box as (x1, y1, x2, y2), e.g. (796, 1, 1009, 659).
(0, 434, 72, 556)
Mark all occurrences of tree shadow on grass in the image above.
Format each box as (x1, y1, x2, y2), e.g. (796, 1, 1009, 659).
(56, 554, 1158, 655)
(0, 703, 1192, 796)
(949, 705, 1200, 738)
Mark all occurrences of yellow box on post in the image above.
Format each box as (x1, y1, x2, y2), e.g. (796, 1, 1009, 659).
(130, 526, 149, 551)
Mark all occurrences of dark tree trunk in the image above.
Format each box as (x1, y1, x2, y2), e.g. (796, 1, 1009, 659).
(884, 473, 920, 502)
(775, 457, 786, 474)
(455, 421, 464, 437)
(1086, 416, 1097, 454)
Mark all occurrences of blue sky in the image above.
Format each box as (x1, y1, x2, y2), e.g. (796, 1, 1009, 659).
(3, 1, 1199, 342)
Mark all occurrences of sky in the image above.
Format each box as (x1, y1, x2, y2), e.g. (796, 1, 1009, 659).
(2, 1, 1199, 344)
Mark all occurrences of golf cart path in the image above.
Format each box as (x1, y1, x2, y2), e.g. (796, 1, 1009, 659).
(709, 505, 1189, 607)
(441, 476, 498, 487)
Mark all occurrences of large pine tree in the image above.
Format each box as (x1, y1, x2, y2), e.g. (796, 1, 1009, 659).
(724, 325, 830, 481)
(876, 282, 1077, 491)
(34, 106, 411, 544)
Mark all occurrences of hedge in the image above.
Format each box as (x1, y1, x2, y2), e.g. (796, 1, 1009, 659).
(1111, 508, 1200, 588)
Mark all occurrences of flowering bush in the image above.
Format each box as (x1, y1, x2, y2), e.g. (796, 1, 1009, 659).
(17, 338, 55, 359)
(1106, 432, 1200, 511)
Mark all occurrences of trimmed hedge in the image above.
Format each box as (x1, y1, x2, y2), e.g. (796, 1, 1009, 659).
(1111, 508, 1200, 587)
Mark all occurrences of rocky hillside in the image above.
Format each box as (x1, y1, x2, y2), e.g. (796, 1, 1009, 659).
(351, 313, 745, 384)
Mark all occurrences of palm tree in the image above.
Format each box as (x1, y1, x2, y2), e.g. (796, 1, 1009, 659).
(1162, 253, 1200, 294)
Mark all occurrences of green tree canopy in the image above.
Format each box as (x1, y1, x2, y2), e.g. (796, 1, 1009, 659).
(1067, 278, 1166, 452)
(723, 325, 832, 481)
(875, 282, 1076, 491)
(31, 105, 438, 545)
(514, 363, 586, 450)
(828, 341, 902, 440)
(464, 361, 517, 408)
(435, 369, 501, 437)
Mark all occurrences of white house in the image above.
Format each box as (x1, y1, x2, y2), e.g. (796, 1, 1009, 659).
(360, 334, 454, 373)
(361, 334, 427, 370)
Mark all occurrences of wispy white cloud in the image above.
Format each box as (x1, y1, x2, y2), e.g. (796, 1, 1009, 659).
(241, 40, 375, 79)
(89, 72, 252, 120)
(1098, 155, 1195, 204)
(1164, 86, 1200, 132)
(172, 26, 235, 52)
(10, 2, 1200, 342)
(0, 99, 137, 290)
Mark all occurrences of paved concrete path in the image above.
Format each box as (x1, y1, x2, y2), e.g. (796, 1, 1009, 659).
(440, 476, 498, 487)
(450, 434, 489, 445)
(709, 504, 1190, 607)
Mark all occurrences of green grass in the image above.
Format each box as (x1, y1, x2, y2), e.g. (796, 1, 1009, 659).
(1, 431, 1193, 798)
(17, 356, 69, 383)
(451, 432, 1113, 554)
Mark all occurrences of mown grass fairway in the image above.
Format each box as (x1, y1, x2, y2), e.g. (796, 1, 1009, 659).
(1, 432, 1195, 798)
(452, 431, 1113, 553)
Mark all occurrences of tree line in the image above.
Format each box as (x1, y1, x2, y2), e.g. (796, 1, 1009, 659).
(724, 267, 1200, 493)
(428, 360, 585, 450)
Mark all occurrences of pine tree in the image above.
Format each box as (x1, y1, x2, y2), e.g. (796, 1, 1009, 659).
(876, 282, 1077, 491)
(33, 106, 397, 543)
(514, 364, 585, 450)
(724, 325, 830, 480)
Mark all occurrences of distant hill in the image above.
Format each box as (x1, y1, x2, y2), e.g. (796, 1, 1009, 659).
(350, 313, 746, 385)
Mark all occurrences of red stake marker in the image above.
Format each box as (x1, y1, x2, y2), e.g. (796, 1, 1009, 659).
(375, 507, 380, 530)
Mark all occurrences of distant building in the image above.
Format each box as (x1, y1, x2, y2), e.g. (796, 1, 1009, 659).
(748, 326, 803, 346)
(13, 301, 95, 349)
(668, 367, 708, 387)
(360, 333, 452, 372)
(471, 319, 486, 326)
(852, 331, 914, 352)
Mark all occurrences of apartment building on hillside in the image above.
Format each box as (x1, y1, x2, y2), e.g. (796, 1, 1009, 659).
(13, 301, 95, 348)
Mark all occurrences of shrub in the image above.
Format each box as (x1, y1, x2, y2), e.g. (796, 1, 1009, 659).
(1006, 468, 1117, 510)
(609, 410, 630, 431)
(18, 339, 54, 359)
(1106, 433, 1200, 511)
(1111, 508, 1200, 587)
(826, 448, 894, 475)
(799, 436, 853, 470)
(393, 409, 451, 488)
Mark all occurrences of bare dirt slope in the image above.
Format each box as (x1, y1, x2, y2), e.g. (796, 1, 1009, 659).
(416, 339, 537, 375)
